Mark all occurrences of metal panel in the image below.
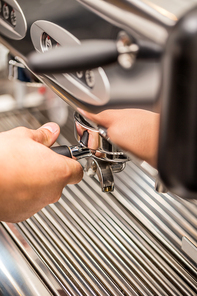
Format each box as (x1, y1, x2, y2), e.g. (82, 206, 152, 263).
(0, 225, 53, 296)
(0, 109, 196, 295)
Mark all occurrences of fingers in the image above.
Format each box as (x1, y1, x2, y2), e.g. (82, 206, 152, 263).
(8, 123, 83, 185)
(65, 157, 84, 184)
(32, 122, 60, 147)
(40, 141, 84, 186)
(50, 151, 83, 189)
(78, 108, 160, 168)
(78, 108, 114, 128)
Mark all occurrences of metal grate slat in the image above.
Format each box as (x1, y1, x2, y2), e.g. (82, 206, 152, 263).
(1, 109, 196, 296)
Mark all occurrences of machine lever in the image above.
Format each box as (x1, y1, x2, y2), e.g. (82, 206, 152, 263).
(51, 145, 72, 158)
(28, 40, 118, 74)
(28, 39, 162, 74)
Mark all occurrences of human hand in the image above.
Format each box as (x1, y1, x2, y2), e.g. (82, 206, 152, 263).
(79, 109, 160, 167)
(0, 123, 83, 222)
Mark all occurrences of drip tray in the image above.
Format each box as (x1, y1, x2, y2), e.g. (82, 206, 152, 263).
(1, 109, 197, 296)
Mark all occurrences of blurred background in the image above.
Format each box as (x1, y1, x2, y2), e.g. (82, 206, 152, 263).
(0, 43, 76, 143)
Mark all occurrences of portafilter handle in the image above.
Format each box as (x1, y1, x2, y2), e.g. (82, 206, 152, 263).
(28, 39, 162, 74)
(51, 112, 128, 192)
(51, 144, 125, 192)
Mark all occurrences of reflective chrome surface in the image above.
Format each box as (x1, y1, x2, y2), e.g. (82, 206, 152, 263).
(0, 224, 52, 296)
(0, 2, 195, 294)
(0, 0, 27, 40)
(73, 112, 129, 192)
(78, 0, 197, 44)
(182, 237, 197, 264)
(74, 112, 129, 163)
(0, 109, 196, 296)
(0, 0, 163, 114)
(30, 20, 111, 106)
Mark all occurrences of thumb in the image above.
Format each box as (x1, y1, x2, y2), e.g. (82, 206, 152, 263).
(31, 122, 60, 147)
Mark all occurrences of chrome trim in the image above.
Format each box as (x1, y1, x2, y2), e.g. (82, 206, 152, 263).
(1, 110, 196, 295)
(0, 224, 52, 296)
(182, 237, 197, 264)
(77, 0, 197, 45)
(30, 20, 111, 106)
(0, 0, 27, 40)
(74, 112, 129, 163)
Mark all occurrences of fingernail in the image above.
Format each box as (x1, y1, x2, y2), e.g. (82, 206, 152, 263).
(40, 123, 59, 134)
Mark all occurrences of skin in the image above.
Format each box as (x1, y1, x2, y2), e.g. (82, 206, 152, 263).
(79, 108, 160, 168)
(0, 122, 83, 223)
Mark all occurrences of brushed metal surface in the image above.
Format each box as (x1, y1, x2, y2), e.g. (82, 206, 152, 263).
(0, 0, 27, 40)
(78, 0, 197, 44)
(0, 225, 53, 296)
(0, 108, 196, 295)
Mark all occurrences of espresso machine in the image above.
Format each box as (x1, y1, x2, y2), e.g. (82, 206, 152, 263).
(1, 0, 197, 199)
(0, 1, 196, 295)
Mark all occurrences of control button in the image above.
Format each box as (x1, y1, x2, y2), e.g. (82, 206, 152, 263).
(10, 9, 16, 26)
(3, 3, 9, 20)
(76, 71, 83, 79)
(85, 70, 95, 88)
(45, 36, 52, 51)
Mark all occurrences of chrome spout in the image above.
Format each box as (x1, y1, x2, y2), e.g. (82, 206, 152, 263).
(85, 157, 114, 192)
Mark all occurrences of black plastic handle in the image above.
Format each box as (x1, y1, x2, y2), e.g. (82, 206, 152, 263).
(28, 39, 162, 75)
(137, 40, 162, 59)
(51, 145, 72, 158)
(28, 40, 119, 74)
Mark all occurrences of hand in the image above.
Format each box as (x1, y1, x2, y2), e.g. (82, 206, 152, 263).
(79, 108, 160, 167)
(0, 123, 83, 222)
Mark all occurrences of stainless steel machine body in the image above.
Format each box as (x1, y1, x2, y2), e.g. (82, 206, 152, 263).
(0, 0, 196, 295)
(0, 109, 196, 296)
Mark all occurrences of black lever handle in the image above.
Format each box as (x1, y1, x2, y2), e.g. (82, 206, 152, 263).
(28, 40, 118, 74)
(51, 145, 72, 158)
(28, 39, 162, 74)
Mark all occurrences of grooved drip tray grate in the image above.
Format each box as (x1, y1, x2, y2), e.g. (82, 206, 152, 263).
(1, 109, 197, 296)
